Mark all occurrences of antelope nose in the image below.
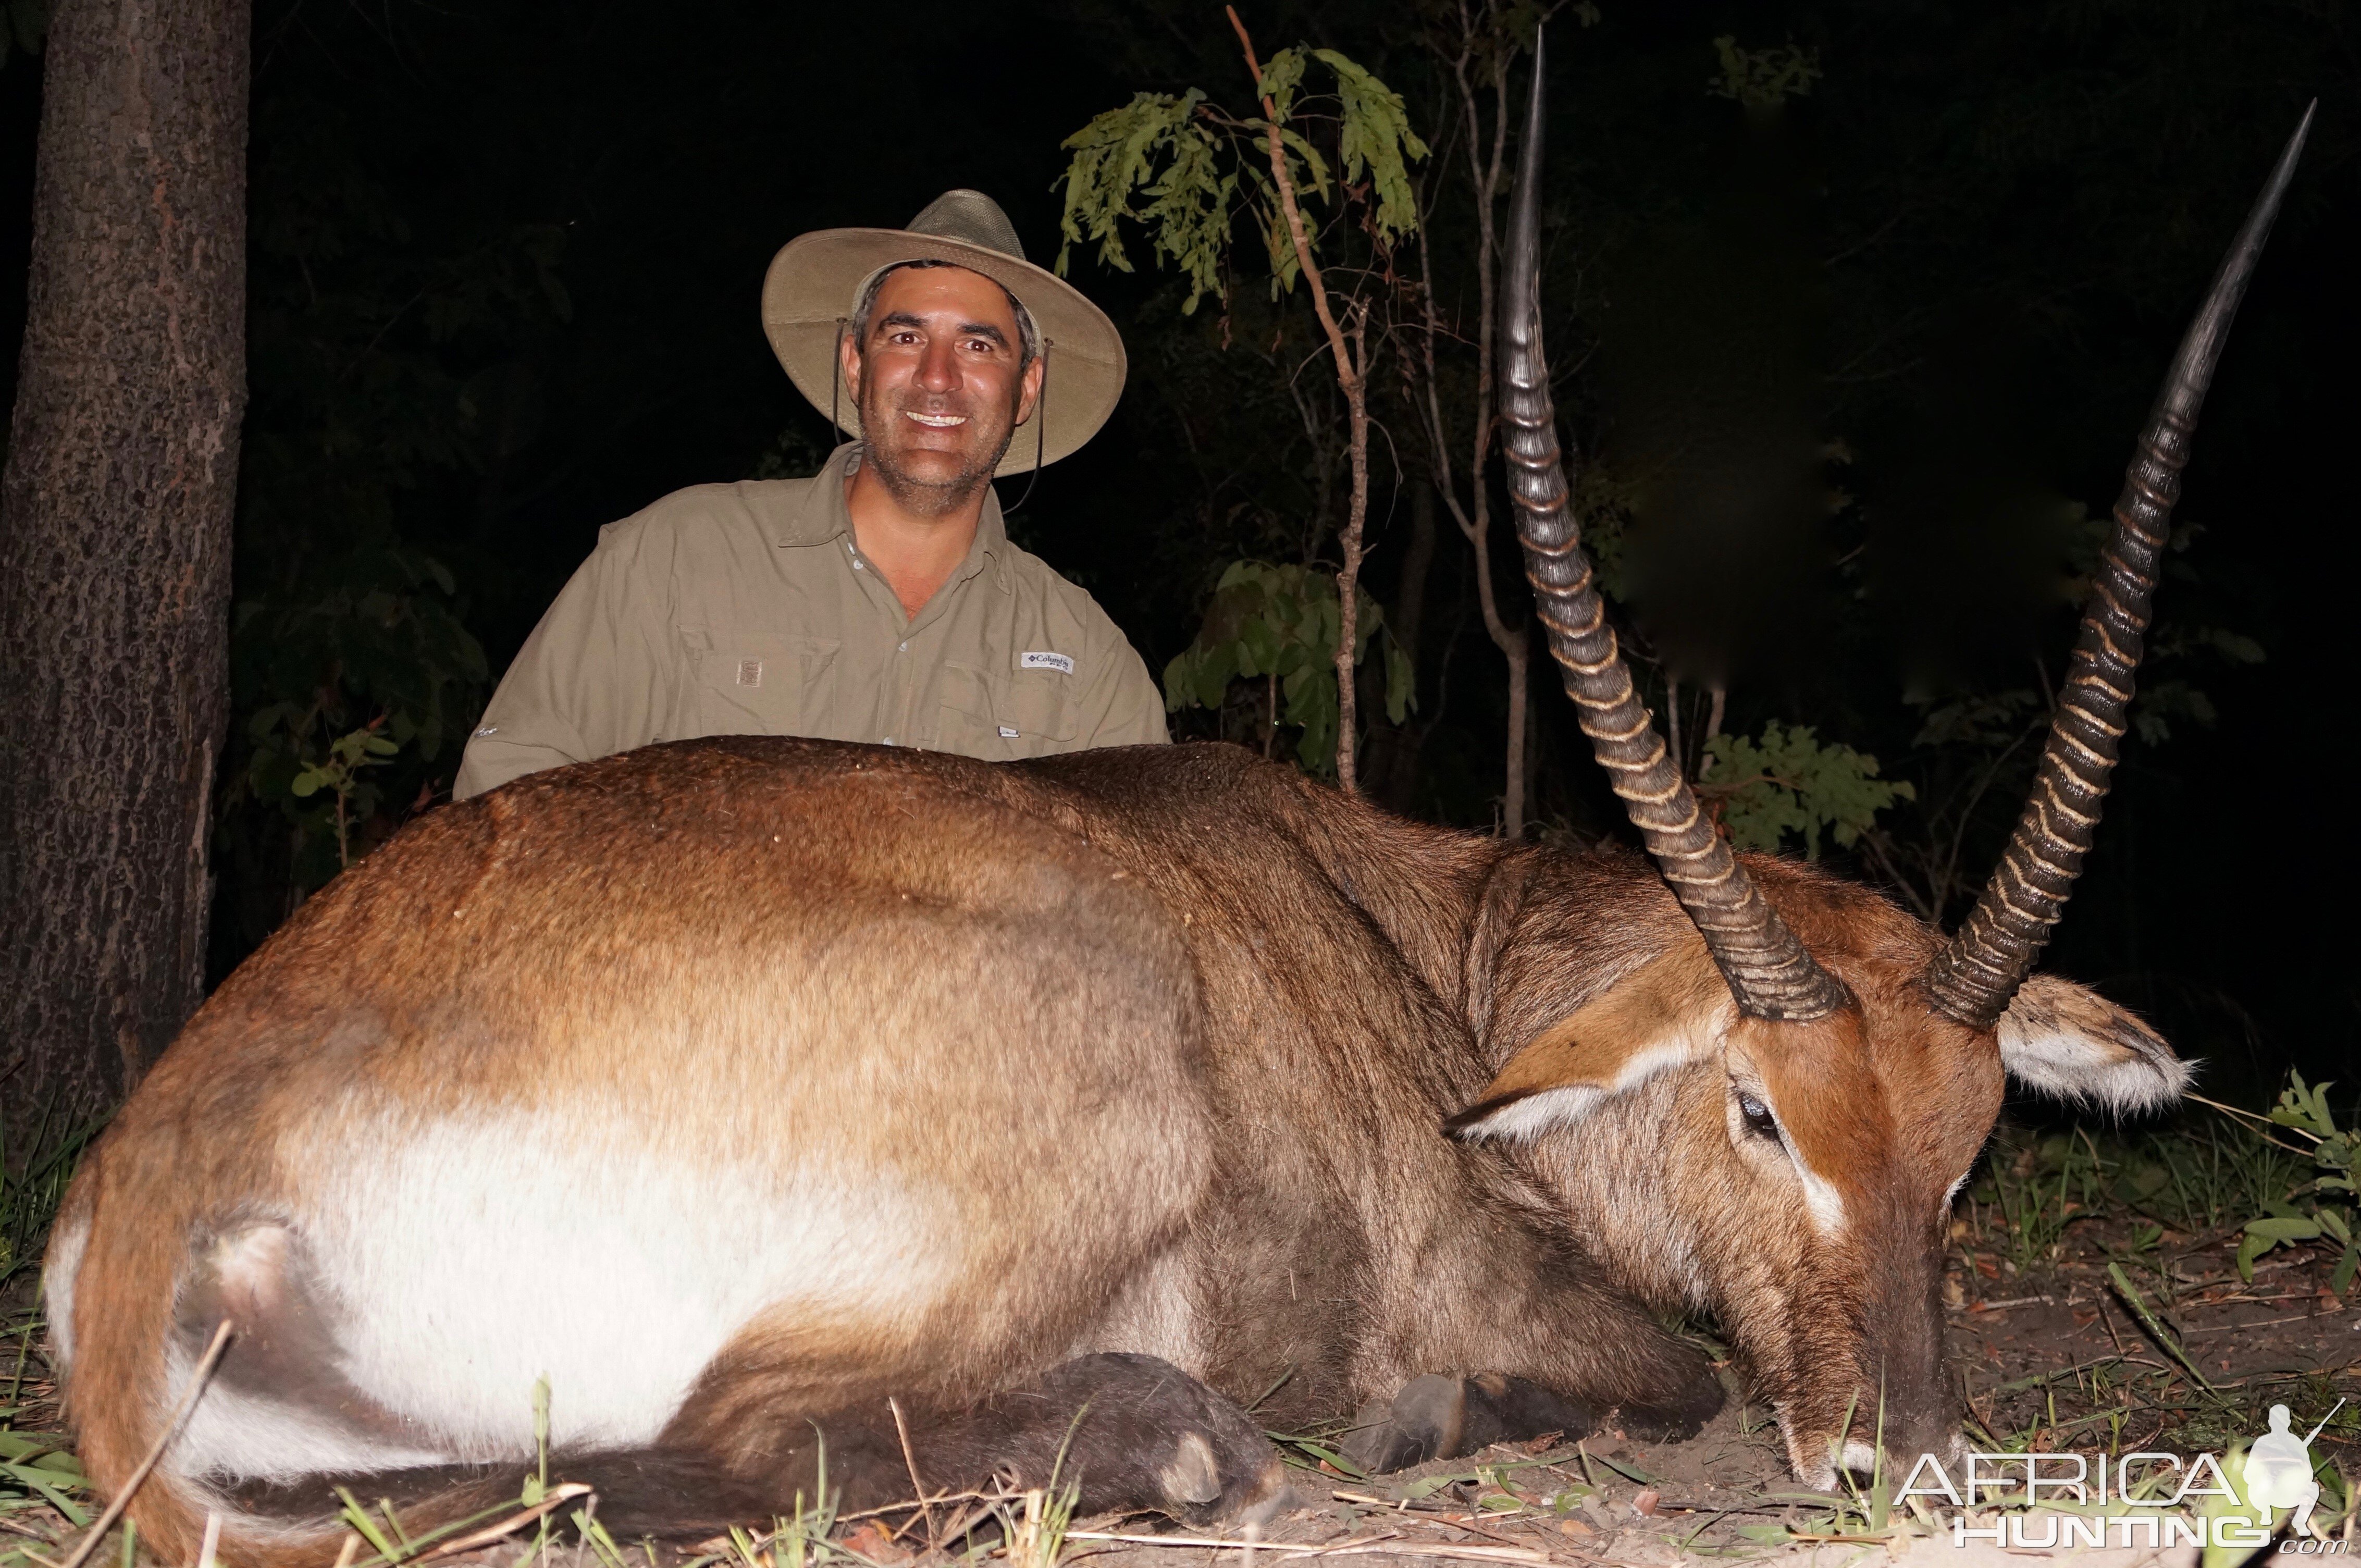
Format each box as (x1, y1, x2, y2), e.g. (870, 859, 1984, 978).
(1873, 1420, 1967, 1480)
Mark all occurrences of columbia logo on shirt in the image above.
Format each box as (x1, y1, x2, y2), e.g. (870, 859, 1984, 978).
(1020, 650, 1075, 675)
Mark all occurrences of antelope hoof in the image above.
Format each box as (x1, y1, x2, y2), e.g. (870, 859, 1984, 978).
(1614, 1362, 1726, 1442)
(1047, 1353, 1292, 1526)
(1340, 1373, 1596, 1474)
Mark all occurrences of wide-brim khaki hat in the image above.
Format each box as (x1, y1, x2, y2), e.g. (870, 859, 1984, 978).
(761, 189, 1127, 476)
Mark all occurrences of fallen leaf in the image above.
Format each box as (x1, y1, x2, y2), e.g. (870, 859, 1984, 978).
(838, 1522, 910, 1564)
(1558, 1519, 1593, 1538)
(1633, 1488, 1661, 1517)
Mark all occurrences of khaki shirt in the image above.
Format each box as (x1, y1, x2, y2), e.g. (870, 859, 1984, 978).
(453, 444, 1167, 799)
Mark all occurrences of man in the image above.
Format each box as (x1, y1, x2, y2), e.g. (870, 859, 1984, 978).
(453, 189, 1165, 800)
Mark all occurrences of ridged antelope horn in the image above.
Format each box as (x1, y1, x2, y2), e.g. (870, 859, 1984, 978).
(1923, 105, 2314, 1028)
(1498, 32, 1848, 1022)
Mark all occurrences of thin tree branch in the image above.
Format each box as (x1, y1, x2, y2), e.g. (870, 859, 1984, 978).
(1228, 5, 1373, 793)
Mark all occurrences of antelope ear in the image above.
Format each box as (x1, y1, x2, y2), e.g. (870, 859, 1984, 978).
(1995, 973, 2190, 1113)
(1447, 946, 1733, 1143)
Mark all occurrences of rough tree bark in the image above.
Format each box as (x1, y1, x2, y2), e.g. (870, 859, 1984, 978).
(0, 0, 250, 1150)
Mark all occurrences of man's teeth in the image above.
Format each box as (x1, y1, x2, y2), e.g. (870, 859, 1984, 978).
(905, 412, 967, 427)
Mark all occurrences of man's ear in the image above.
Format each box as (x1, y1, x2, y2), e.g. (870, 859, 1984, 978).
(1016, 353, 1045, 427)
(1445, 944, 1733, 1143)
(838, 327, 863, 405)
(1996, 973, 2190, 1113)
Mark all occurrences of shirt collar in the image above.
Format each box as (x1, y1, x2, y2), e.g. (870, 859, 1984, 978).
(773, 441, 1012, 592)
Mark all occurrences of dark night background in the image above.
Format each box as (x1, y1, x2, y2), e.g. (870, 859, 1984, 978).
(0, 0, 2348, 1097)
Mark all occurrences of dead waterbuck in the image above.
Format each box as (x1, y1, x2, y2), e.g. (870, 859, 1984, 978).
(43, 41, 2306, 1567)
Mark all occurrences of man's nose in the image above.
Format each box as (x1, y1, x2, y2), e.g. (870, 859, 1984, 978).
(916, 336, 960, 393)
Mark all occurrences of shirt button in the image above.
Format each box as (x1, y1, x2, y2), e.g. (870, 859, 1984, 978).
(898, 641, 908, 652)
(883, 736, 895, 746)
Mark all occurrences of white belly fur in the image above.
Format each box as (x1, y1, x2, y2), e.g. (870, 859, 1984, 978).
(168, 1112, 958, 1484)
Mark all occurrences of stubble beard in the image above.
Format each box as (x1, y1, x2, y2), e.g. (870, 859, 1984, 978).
(858, 378, 1019, 518)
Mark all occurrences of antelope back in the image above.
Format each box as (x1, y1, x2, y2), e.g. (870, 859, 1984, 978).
(44, 741, 1222, 1566)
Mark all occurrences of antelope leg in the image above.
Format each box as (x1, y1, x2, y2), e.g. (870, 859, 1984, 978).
(890, 1352, 1293, 1528)
(1340, 1373, 1598, 1473)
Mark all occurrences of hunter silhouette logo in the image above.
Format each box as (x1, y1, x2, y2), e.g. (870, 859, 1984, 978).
(2244, 1401, 2340, 1535)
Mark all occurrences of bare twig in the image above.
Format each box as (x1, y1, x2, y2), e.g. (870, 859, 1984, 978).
(56, 1319, 234, 1568)
(1227, 5, 1373, 793)
(887, 1396, 940, 1547)
(1412, 4, 1532, 833)
(419, 1486, 592, 1561)
(1067, 1529, 1554, 1564)
(2185, 1092, 2319, 1156)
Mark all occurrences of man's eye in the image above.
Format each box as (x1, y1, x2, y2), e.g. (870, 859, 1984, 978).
(1738, 1093, 1779, 1140)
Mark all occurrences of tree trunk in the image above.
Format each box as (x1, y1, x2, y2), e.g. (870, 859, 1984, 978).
(1363, 477, 1437, 810)
(0, 0, 250, 1151)
(1415, 21, 1530, 836)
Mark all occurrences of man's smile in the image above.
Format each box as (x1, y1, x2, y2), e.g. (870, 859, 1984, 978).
(904, 411, 968, 428)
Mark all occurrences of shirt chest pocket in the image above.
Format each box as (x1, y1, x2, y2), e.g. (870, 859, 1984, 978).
(680, 627, 841, 738)
(939, 662, 1080, 759)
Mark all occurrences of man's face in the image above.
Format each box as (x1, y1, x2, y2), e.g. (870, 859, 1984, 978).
(841, 265, 1042, 516)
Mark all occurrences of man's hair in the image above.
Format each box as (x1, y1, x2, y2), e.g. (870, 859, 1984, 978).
(849, 259, 1041, 373)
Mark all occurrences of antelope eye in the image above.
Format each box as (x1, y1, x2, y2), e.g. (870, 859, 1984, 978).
(1737, 1093, 1780, 1140)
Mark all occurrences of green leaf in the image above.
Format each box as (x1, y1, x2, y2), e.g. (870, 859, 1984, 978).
(1055, 90, 1233, 312)
(2236, 1229, 2277, 1282)
(2244, 1215, 2323, 1242)
(1701, 721, 1911, 859)
(1257, 48, 1308, 120)
(1311, 50, 1429, 246)
(1384, 639, 1415, 725)
(1708, 36, 1823, 107)
(1057, 46, 1423, 308)
(1272, 125, 1333, 204)
(1585, 1449, 1658, 1485)
(2, 1462, 90, 1526)
(2334, 1244, 2358, 1297)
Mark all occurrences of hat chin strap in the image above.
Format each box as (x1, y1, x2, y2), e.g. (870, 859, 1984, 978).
(830, 318, 847, 439)
(1003, 344, 1048, 514)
